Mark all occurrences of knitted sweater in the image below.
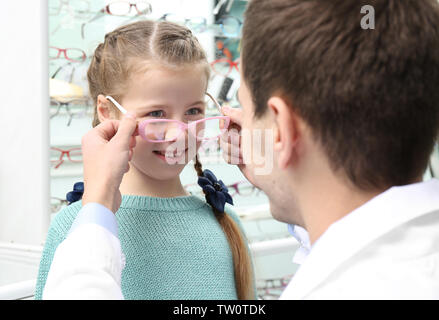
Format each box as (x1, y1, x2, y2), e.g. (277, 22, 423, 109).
(35, 194, 250, 300)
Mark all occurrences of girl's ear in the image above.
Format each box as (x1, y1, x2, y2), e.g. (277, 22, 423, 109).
(96, 94, 115, 122)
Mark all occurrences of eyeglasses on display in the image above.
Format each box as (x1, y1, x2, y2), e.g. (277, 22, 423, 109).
(50, 46, 87, 63)
(49, 0, 92, 18)
(50, 196, 69, 213)
(81, 1, 152, 39)
(160, 13, 207, 33)
(256, 274, 294, 300)
(50, 147, 82, 169)
(211, 57, 240, 77)
(50, 97, 92, 126)
(184, 180, 264, 197)
(216, 15, 242, 38)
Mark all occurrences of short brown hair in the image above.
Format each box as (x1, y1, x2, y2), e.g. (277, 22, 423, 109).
(242, 0, 439, 190)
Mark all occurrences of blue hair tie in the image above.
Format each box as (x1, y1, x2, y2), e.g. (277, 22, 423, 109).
(197, 169, 233, 212)
(66, 182, 84, 205)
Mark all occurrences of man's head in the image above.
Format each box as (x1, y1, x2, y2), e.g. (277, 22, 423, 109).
(238, 0, 439, 223)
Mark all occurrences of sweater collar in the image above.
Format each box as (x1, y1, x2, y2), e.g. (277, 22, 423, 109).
(119, 194, 207, 212)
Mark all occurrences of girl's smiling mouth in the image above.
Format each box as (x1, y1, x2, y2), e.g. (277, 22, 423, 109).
(153, 148, 189, 162)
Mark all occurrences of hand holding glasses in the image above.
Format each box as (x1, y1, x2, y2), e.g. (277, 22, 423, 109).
(105, 93, 230, 143)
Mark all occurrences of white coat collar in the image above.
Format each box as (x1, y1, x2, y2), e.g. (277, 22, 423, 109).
(281, 178, 439, 299)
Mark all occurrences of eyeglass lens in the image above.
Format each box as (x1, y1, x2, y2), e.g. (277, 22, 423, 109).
(142, 118, 227, 142)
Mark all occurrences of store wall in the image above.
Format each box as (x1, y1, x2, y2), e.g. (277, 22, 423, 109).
(0, 0, 50, 245)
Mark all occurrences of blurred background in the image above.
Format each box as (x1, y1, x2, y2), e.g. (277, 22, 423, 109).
(0, 0, 300, 300)
(0, 0, 437, 300)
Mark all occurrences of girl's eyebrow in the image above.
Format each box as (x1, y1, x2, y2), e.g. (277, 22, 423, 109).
(136, 104, 169, 112)
(136, 100, 205, 113)
(186, 100, 205, 108)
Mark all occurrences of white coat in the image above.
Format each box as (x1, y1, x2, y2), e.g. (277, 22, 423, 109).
(44, 180, 439, 300)
(281, 179, 439, 300)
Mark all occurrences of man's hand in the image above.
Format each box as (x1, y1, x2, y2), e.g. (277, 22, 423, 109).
(81, 113, 138, 213)
(220, 106, 259, 189)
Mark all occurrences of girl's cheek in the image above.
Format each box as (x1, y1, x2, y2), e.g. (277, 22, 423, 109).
(133, 137, 154, 154)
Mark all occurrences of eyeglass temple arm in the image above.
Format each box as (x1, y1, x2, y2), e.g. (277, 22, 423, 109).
(206, 92, 223, 113)
(108, 93, 221, 115)
(81, 11, 105, 39)
(106, 96, 127, 115)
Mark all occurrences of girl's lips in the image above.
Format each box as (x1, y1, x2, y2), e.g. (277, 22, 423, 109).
(153, 148, 189, 161)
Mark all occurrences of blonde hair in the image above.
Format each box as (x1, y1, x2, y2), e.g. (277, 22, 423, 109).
(87, 20, 255, 300)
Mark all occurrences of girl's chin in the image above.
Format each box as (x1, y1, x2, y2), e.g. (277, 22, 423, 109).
(131, 157, 187, 178)
(133, 164, 185, 182)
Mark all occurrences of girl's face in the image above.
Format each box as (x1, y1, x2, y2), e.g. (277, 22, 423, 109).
(101, 64, 208, 181)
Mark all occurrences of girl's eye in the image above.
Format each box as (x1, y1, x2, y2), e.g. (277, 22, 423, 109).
(146, 110, 165, 118)
(186, 107, 204, 116)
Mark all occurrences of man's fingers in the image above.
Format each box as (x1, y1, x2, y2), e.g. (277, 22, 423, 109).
(220, 138, 242, 164)
(223, 150, 242, 165)
(222, 106, 243, 127)
(91, 120, 120, 142)
(113, 112, 138, 148)
(221, 127, 241, 145)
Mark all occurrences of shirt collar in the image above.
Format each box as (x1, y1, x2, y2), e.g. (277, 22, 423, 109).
(282, 178, 439, 299)
(288, 224, 311, 265)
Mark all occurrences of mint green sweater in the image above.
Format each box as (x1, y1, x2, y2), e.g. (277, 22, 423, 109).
(35, 195, 252, 300)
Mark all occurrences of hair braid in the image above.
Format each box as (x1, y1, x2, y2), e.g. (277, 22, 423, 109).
(194, 155, 255, 300)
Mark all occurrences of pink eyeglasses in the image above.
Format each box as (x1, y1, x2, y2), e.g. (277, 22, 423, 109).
(106, 93, 230, 143)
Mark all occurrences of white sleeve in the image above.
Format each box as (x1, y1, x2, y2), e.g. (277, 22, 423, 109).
(43, 219, 125, 299)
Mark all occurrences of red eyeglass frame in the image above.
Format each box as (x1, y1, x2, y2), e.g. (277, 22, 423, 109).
(210, 57, 240, 77)
(50, 147, 82, 169)
(101, 1, 152, 16)
(49, 46, 87, 63)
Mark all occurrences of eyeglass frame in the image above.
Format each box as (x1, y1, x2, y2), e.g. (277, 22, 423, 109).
(216, 15, 243, 38)
(210, 57, 240, 77)
(50, 147, 82, 169)
(49, 0, 92, 17)
(81, 1, 153, 39)
(105, 92, 230, 143)
(49, 46, 87, 63)
(184, 180, 264, 197)
(50, 97, 92, 126)
(227, 181, 264, 197)
(159, 13, 207, 33)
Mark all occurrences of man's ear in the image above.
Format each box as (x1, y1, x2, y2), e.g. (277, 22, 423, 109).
(268, 96, 299, 169)
(96, 94, 115, 122)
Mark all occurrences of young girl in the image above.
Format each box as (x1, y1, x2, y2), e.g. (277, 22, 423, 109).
(36, 20, 255, 300)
